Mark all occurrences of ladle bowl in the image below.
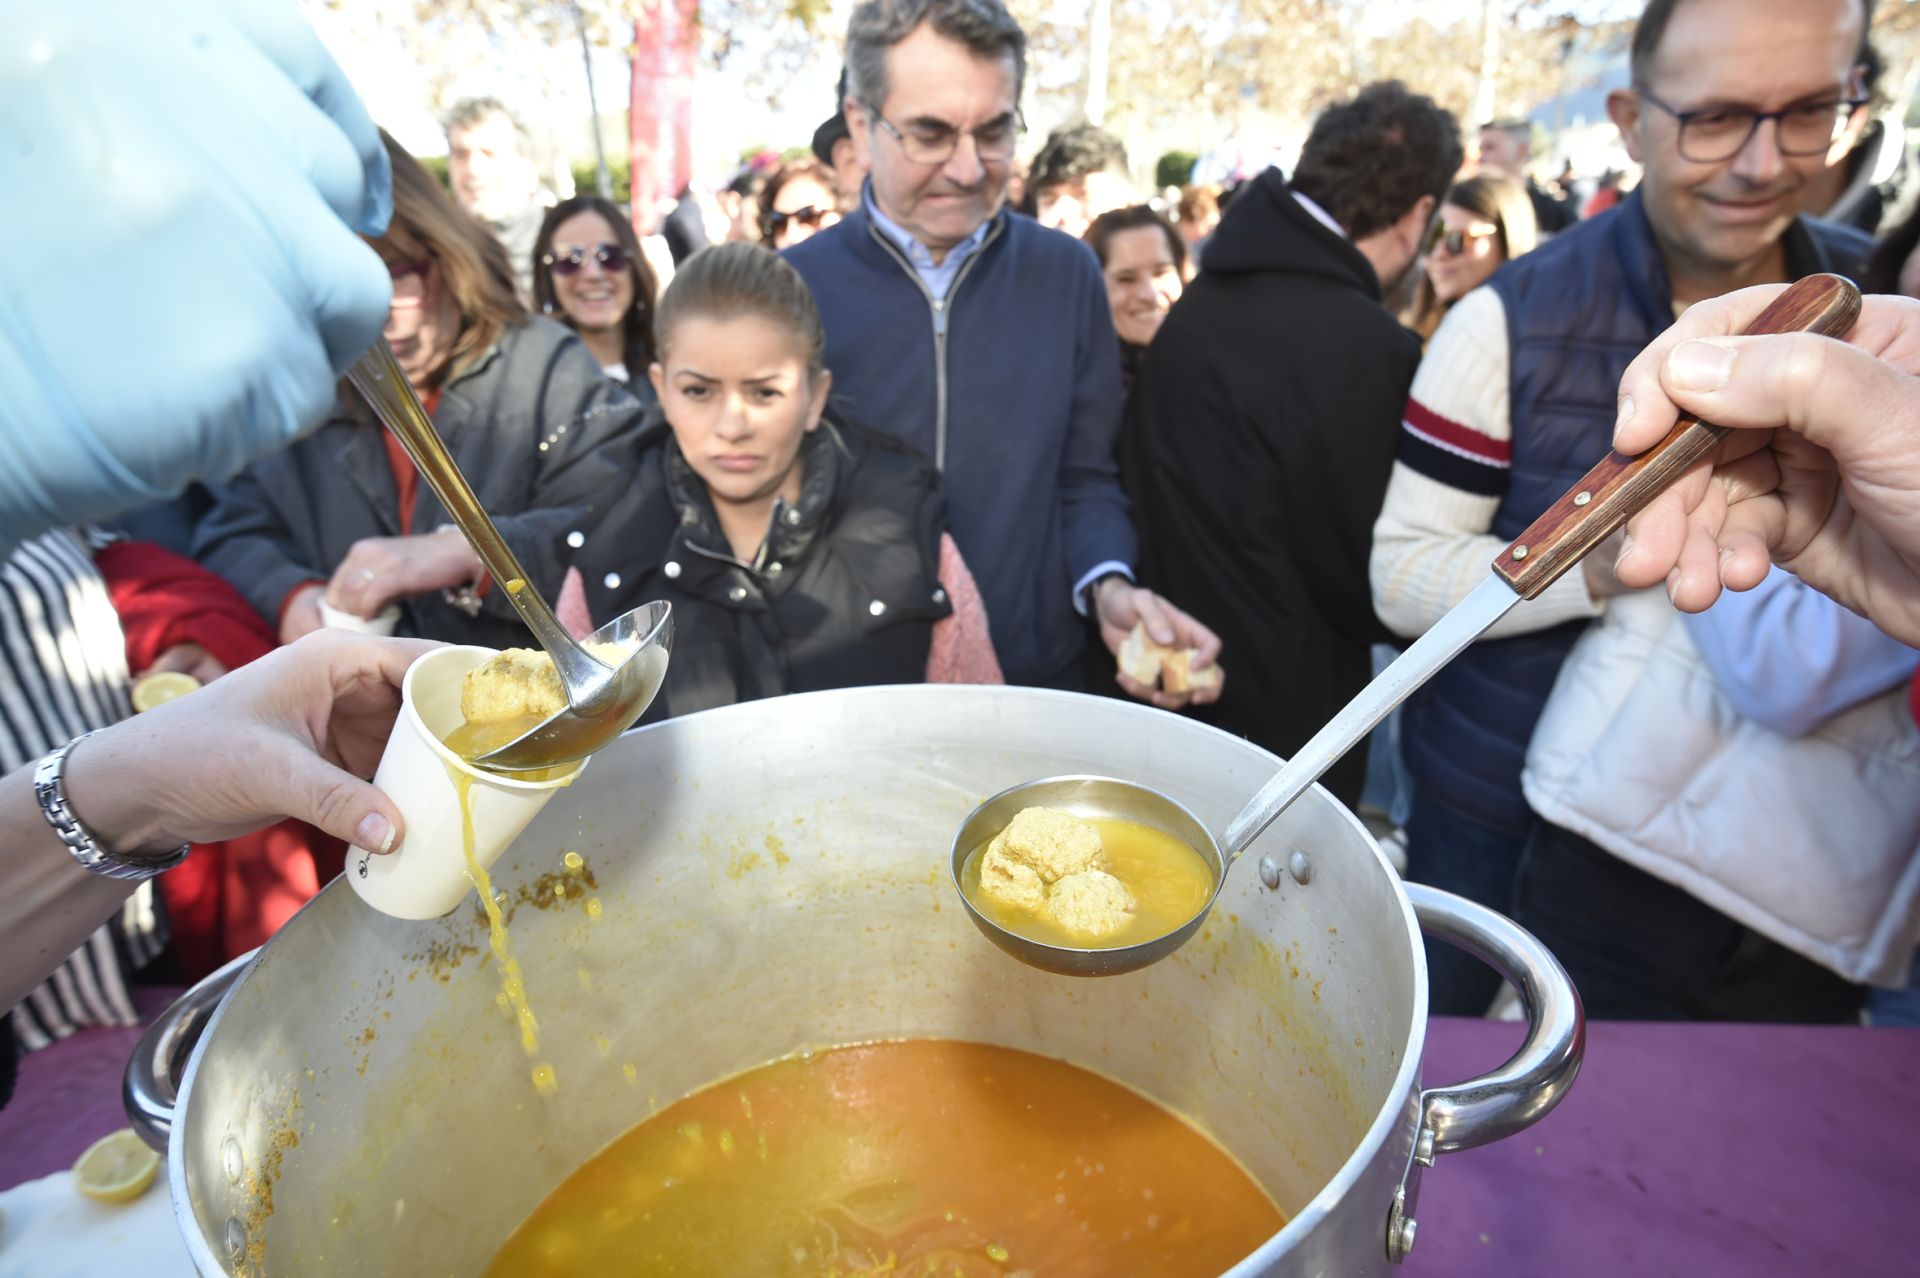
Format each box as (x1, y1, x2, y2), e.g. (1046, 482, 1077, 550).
(952, 775, 1230, 977)
(477, 600, 675, 771)
(346, 337, 674, 771)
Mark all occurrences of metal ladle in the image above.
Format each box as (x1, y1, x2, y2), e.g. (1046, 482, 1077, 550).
(954, 274, 1862, 977)
(346, 338, 672, 771)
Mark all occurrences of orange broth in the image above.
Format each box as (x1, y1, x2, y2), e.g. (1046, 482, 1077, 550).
(483, 1039, 1284, 1277)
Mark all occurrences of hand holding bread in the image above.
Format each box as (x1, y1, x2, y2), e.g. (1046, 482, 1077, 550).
(1094, 579, 1225, 709)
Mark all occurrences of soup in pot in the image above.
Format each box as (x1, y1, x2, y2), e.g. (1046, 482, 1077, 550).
(484, 1039, 1283, 1276)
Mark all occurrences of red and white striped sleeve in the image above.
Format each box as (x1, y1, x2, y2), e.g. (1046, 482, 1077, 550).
(1369, 286, 1603, 640)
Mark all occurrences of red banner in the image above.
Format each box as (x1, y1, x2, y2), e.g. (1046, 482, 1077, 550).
(629, 0, 698, 236)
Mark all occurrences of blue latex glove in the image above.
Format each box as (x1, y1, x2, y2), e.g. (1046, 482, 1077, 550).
(0, 0, 394, 553)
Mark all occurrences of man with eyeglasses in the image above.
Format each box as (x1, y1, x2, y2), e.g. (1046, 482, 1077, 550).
(786, 0, 1222, 702)
(1370, 0, 1882, 1021)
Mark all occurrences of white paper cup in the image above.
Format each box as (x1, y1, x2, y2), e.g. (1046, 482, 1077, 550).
(318, 599, 402, 635)
(347, 645, 588, 920)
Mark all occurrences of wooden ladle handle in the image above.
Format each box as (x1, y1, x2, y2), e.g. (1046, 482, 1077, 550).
(1491, 273, 1861, 600)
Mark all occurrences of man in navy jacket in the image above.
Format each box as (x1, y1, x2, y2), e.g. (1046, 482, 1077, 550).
(787, 0, 1220, 696)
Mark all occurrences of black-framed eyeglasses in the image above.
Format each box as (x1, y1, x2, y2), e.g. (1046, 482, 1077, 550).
(1425, 223, 1498, 257)
(542, 242, 629, 276)
(864, 103, 1026, 165)
(1634, 82, 1867, 164)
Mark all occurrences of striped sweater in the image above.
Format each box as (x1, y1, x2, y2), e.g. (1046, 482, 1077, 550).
(1368, 285, 1604, 640)
(3, 529, 166, 1057)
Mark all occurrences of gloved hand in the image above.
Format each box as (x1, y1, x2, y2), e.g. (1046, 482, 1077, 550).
(0, 0, 393, 553)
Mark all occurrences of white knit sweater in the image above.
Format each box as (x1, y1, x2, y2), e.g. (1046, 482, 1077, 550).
(1368, 285, 1603, 641)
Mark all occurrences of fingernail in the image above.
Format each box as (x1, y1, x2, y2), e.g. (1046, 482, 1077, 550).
(356, 812, 396, 854)
(1666, 567, 1682, 601)
(1614, 395, 1635, 435)
(1668, 340, 1737, 392)
(1618, 532, 1634, 562)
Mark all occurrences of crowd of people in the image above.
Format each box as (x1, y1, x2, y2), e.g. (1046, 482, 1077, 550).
(6, 0, 1920, 1106)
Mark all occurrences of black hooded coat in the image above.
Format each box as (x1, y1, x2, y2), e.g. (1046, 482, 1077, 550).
(1123, 167, 1419, 805)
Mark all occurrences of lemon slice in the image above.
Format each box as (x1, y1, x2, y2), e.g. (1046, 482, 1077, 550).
(131, 670, 201, 713)
(72, 1128, 162, 1203)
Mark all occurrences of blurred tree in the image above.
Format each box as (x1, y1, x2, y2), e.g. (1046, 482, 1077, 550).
(316, 0, 830, 109)
(1010, 0, 1640, 138)
(1155, 150, 1198, 190)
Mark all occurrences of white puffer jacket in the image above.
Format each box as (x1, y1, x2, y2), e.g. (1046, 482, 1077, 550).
(1522, 583, 1920, 987)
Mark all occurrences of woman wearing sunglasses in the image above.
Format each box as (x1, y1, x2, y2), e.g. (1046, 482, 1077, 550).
(195, 134, 649, 650)
(533, 195, 662, 389)
(1402, 172, 1539, 344)
(759, 159, 843, 251)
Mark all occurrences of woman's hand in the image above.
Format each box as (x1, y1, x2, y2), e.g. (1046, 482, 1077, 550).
(325, 528, 481, 618)
(66, 630, 439, 853)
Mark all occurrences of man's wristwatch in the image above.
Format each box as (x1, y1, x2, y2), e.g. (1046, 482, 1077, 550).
(33, 732, 189, 881)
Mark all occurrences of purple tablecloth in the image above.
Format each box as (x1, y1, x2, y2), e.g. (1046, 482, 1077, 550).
(4, 1012, 1916, 1273)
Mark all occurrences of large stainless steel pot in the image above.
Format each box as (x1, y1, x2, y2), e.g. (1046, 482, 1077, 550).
(127, 685, 1582, 1275)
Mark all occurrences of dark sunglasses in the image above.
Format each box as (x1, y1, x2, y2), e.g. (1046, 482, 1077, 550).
(766, 205, 831, 237)
(1425, 224, 1497, 257)
(543, 243, 629, 276)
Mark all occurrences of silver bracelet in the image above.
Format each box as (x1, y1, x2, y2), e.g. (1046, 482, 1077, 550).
(32, 732, 189, 882)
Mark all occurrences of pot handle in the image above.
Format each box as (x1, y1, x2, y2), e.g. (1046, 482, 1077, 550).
(1385, 884, 1585, 1263)
(1406, 882, 1585, 1153)
(123, 950, 256, 1152)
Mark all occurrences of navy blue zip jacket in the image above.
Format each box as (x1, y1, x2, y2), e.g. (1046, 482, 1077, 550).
(785, 197, 1136, 686)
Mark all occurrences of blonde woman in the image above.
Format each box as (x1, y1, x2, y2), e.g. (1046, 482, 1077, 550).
(196, 133, 649, 650)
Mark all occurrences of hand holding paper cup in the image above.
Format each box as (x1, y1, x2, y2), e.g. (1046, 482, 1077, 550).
(349, 646, 587, 919)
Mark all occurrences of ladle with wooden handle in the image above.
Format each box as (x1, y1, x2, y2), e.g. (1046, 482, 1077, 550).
(954, 273, 1863, 977)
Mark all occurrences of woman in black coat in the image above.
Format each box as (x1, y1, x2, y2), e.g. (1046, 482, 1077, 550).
(196, 134, 647, 650)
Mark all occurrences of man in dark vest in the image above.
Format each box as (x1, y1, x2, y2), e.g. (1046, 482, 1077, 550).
(1370, 0, 1873, 1014)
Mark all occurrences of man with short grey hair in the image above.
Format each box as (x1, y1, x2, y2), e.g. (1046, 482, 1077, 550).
(445, 96, 555, 304)
(787, 0, 1222, 701)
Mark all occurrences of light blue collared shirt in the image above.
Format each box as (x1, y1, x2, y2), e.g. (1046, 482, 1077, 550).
(864, 187, 994, 302)
(1683, 567, 1918, 737)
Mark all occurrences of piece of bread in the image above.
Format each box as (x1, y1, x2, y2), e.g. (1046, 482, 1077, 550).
(1117, 622, 1164, 685)
(1162, 650, 1222, 694)
(1121, 622, 1219, 692)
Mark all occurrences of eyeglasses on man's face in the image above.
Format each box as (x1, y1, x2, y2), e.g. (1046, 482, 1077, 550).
(543, 243, 629, 277)
(1634, 79, 1868, 165)
(865, 104, 1026, 166)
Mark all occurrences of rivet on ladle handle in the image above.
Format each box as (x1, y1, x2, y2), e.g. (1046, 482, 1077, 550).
(345, 339, 616, 712)
(1491, 273, 1862, 600)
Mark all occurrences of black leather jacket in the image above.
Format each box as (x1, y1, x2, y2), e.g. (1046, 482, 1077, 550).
(576, 419, 953, 720)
